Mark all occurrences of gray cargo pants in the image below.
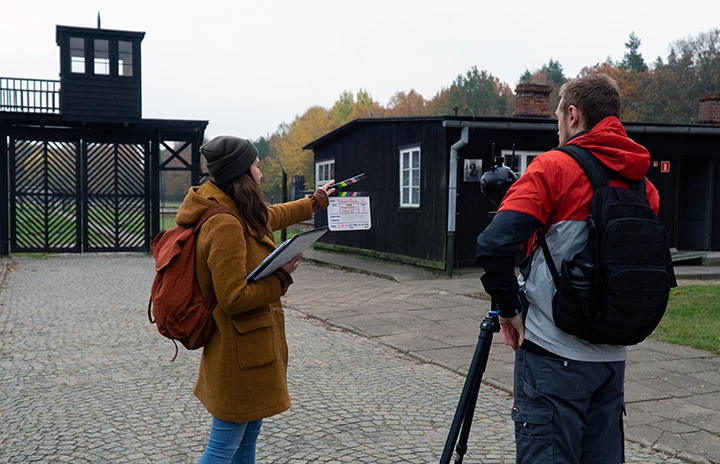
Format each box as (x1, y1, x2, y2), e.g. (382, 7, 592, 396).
(512, 346, 625, 464)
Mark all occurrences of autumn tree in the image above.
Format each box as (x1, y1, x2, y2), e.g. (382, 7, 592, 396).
(384, 89, 429, 116)
(254, 134, 287, 202)
(623, 28, 720, 123)
(348, 89, 381, 120)
(260, 89, 389, 199)
(330, 89, 382, 122)
(669, 28, 720, 96)
(640, 51, 696, 123)
(329, 90, 354, 126)
(265, 106, 334, 198)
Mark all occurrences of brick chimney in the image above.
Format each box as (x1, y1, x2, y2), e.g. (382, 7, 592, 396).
(514, 83, 552, 118)
(698, 93, 720, 124)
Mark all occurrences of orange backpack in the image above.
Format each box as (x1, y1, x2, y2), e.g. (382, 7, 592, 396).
(148, 206, 241, 361)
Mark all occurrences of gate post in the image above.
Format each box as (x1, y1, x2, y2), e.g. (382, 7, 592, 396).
(150, 132, 160, 241)
(191, 132, 202, 186)
(0, 128, 8, 256)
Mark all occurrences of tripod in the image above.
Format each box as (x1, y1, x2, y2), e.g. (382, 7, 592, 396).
(440, 156, 514, 463)
(440, 310, 500, 464)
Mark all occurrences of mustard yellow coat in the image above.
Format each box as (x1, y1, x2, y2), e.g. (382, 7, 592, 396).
(175, 182, 314, 423)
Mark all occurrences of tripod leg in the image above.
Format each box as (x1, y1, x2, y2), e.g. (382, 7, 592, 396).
(453, 329, 494, 463)
(440, 319, 495, 464)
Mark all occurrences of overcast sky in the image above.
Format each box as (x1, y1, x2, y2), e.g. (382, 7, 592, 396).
(2, 1, 718, 141)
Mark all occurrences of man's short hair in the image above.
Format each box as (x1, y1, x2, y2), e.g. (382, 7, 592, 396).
(559, 74, 621, 129)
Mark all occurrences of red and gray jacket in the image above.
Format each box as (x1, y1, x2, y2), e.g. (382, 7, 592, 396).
(476, 116, 660, 361)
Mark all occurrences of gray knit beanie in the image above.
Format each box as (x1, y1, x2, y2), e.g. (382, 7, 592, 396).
(200, 136, 258, 184)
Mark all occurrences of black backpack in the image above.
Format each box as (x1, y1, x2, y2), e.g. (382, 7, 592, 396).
(539, 145, 676, 345)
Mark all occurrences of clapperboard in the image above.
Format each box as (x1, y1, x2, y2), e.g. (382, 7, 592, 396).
(327, 173, 371, 231)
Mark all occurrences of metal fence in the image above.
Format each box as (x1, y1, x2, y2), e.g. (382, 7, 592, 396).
(0, 77, 60, 114)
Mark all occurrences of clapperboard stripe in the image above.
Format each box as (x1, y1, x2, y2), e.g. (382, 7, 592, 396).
(331, 173, 367, 190)
(335, 191, 369, 197)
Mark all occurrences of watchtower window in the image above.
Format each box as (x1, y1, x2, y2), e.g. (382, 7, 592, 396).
(118, 41, 133, 76)
(70, 37, 85, 73)
(94, 39, 110, 75)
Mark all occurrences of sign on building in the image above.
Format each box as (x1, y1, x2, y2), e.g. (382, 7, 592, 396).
(464, 159, 482, 182)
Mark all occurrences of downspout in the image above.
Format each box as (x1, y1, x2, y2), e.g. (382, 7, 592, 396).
(446, 126, 469, 277)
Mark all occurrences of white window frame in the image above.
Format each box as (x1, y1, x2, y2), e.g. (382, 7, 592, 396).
(501, 149, 543, 176)
(315, 159, 335, 189)
(399, 146, 421, 208)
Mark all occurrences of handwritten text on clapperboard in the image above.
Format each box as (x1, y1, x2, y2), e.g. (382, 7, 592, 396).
(327, 196, 371, 231)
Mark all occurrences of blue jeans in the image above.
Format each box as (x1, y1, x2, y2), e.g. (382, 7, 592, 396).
(198, 417, 263, 464)
(512, 346, 625, 464)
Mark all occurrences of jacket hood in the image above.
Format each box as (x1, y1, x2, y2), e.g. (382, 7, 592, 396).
(568, 116, 651, 181)
(175, 182, 238, 227)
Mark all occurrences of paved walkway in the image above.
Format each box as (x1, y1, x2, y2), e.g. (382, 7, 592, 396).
(298, 249, 720, 464)
(0, 253, 716, 463)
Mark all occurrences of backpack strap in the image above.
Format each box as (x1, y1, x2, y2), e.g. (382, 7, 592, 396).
(538, 145, 605, 290)
(194, 206, 241, 233)
(193, 206, 243, 310)
(555, 145, 611, 190)
(539, 232, 561, 290)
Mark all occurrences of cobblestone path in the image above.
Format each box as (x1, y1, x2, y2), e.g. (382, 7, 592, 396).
(0, 256, 686, 463)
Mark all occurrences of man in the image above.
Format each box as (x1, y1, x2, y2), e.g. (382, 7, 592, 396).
(476, 73, 661, 463)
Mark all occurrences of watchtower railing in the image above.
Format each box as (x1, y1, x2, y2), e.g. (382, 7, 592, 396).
(0, 77, 60, 114)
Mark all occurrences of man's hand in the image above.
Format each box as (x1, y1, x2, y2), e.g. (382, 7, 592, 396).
(499, 314, 525, 350)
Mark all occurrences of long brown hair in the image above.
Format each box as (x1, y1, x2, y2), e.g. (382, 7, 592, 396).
(217, 171, 270, 238)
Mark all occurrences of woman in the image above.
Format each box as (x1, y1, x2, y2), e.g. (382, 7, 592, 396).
(174, 135, 335, 463)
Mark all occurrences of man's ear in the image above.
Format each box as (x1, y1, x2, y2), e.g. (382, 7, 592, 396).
(567, 105, 584, 129)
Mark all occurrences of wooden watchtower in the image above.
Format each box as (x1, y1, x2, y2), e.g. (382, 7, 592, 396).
(0, 23, 208, 255)
(56, 25, 145, 119)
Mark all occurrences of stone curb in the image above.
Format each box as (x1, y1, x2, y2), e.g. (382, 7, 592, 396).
(301, 257, 399, 283)
(303, 255, 720, 287)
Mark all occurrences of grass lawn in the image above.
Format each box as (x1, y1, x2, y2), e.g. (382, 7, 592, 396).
(160, 216, 305, 245)
(161, 216, 177, 230)
(162, 201, 183, 208)
(652, 285, 720, 355)
(273, 226, 303, 244)
(15, 203, 78, 241)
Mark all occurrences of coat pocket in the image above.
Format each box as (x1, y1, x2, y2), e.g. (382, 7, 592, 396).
(232, 310, 275, 370)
